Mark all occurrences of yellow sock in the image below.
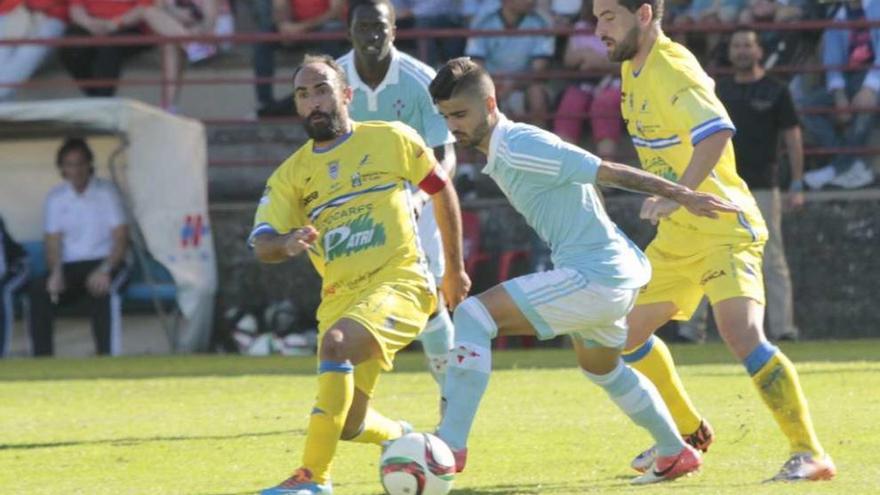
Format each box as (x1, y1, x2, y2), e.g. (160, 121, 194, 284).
(302, 361, 355, 483)
(344, 407, 404, 445)
(751, 350, 824, 456)
(623, 335, 703, 435)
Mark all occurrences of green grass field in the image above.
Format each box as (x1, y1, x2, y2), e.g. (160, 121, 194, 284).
(1, 340, 878, 494)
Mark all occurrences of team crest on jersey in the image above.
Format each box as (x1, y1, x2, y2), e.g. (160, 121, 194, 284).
(351, 172, 362, 188)
(327, 161, 340, 180)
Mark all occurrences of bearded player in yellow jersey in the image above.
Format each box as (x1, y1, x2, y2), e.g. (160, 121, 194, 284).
(250, 55, 470, 495)
(593, 0, 835, 482)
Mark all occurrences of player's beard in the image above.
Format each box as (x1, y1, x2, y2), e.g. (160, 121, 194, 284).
(304, 109, 346, 141)
(456, 119, 492, 148)
(607, 24, 640, 62)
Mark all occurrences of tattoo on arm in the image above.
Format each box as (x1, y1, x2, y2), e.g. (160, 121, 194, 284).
(596, 161, 687, 200)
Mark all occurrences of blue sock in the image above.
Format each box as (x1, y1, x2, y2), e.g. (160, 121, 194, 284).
(743, 341, 778, 376)
(420, 310, 455, 387)
(436, 298, 497, 450)
(584, 361, 686, 457)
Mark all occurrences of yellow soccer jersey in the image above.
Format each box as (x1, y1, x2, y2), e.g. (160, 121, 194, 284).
(621, 34, 767, 254)
(250, 121, 442, 297)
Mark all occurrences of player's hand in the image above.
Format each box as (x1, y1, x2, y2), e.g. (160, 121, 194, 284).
(786, 191, 805, 211)
(284, 226, 319, 257)
(639, 196, 680, 225)
(676, 191, 741, 219)
(441, 268, 471, 311)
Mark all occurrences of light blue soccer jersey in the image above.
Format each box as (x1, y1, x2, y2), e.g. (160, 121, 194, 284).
(484, 115, 651, 289)
(338, 48, 455, 149)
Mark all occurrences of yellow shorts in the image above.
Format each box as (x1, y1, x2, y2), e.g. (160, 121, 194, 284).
(636, 241, 765, 320)
(317, 281, 435, 374)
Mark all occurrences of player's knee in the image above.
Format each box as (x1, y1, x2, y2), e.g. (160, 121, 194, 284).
(452, 297, 498, 341)
(320, 328, 351, 361)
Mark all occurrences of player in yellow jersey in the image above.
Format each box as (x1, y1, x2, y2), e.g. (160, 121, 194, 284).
(250, 55, 470, 495)
(593, 0, 835, 482)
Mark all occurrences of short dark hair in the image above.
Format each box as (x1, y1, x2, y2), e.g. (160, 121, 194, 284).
(292, 53, 350, 90)
(731, 25, 758, 40)
(429, 57, 493, 102)
(347, 0, 396, 28)
(618, 0, 664, 21)
(56, 137, 93, 167)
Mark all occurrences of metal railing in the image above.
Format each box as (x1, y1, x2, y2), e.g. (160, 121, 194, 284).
(3, 18, 880, 165)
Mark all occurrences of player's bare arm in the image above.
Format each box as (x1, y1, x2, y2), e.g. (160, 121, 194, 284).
(430, 180, 470, 309)
(596, 160, 739, 222)
(638, 130, 734, 223)
(252, 226, 319, 263)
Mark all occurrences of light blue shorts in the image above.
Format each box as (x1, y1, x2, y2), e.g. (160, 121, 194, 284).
(503, 267, 638, 349)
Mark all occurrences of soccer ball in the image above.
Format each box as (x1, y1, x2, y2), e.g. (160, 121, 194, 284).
(380, 433, 455, 495)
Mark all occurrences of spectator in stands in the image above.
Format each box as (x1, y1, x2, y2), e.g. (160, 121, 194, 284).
(0, 214, 28, 358)
(801, 0, 878, 190)
(466, 0, 555, 127)
(552, 0, 621, 158)
(717, 27, 803, 341)
(28, 138, 129, 357)
(160, 0, 218, 62)
(737, 1, 807, 70)
(59, 0, 186, 103)
(674, 0, 747, 63)
(391, 0, 465, 67)
(252, 0, 345, 116)
(738, 0, 803, 23)
(0, 0, 68, 101)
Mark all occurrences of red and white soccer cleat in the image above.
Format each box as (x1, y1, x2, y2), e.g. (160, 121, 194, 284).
(631, 419, 714, 473)
(631, 445, 702, 485)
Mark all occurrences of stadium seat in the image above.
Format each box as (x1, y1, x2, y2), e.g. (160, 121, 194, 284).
(22, 241, 46, 277)
(124, 256, 177, 302)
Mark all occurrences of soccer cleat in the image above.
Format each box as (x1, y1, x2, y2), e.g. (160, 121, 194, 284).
(765, 453, 836, 482)
(631, 445, 702, 485)
(631, 419, 714, 473)
(260, 468, 333, 495)
(452, 447, 468, 473)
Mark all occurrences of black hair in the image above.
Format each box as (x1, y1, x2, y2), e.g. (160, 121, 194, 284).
(347, 0, 396, 28)
(291, 53, 350, 89)
(429, 57, 493, 102)
(56, 137, 94, 167)
(617, 0, 664, 21)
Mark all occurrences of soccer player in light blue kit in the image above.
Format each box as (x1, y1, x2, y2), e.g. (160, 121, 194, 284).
(338, 0, 457, 389)
(427, 58, 740, 484)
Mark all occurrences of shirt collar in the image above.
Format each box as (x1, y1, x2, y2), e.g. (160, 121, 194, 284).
(346, 47, 401, 95)
(484, 112, 512, 175)
(64, 176, 97, 197)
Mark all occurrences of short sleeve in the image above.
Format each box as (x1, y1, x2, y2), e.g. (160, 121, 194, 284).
(666, 79, 736, 146)
(44, 193, 62, 235)
(392, 123, 445, 191)
(419, 90, 454, 149)
(105, 184, 127, 228)
(506, 129, 600, 187)
(775, 84, 800, 130)
(248, 165, 303, 247)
